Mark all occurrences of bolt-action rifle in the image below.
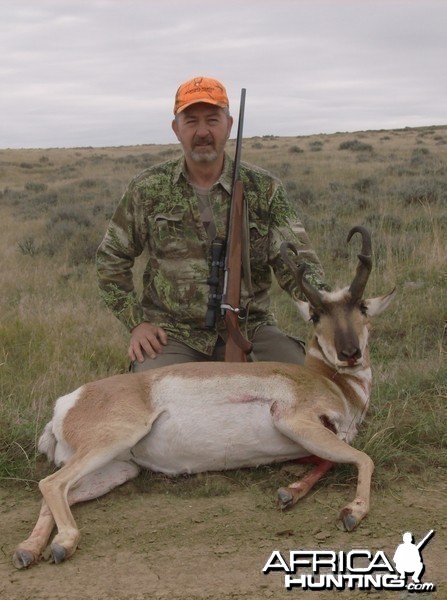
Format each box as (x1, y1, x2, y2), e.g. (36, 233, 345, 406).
(221, 89, 253, 361)
(204, 89, 252, 361)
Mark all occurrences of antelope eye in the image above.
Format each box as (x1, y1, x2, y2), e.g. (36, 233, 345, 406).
(360, 303, 368, 316)
(310, 312, 320, 324)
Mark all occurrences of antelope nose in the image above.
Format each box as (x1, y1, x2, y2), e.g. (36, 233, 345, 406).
(339, 348, 361, 364)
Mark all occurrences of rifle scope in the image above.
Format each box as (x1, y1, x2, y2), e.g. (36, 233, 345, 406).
(204, 238, 225, 329)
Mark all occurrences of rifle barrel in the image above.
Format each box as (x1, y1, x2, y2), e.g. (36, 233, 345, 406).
(231, 88, 246, 188)
(416, 529, 435, 550)
(224, 88, 246, 281)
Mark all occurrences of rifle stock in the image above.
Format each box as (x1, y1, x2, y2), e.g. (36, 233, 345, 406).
(223, 181, 252, 361)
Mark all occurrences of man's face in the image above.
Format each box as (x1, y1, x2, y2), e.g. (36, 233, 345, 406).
(172, 103, 233, 164)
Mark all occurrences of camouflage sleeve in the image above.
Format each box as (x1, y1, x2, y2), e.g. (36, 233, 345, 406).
(96, 182, 148, 331)
(268, 183, 328, 300)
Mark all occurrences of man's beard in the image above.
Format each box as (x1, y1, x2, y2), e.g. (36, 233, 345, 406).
(190, 148, 218, 163)
(190, 135, 218, 163)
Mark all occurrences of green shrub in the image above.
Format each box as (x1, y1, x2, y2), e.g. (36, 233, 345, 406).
(25, 182, 48, 193)
(18, 237, 39, 256)
(289, 145, 304, 154)
(67, 230, 101, 265)
(48, 208, 92, 228)
(338, 140, 374, 152)
(352, 177, 377, 193)
(309, 141, 323, 152)
(397, 178, 446, 205)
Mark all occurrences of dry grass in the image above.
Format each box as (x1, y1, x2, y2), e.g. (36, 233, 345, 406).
(0, 125, 446, 481)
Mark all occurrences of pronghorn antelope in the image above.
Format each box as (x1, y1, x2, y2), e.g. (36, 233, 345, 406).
(13, 226, 395, 569)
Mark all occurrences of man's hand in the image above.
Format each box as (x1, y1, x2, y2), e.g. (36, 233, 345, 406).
(129, 322, 168, 362)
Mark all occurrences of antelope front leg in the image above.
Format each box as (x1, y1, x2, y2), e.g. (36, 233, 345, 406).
(337, 449, 374, 531)
(275, 415, 375, 530)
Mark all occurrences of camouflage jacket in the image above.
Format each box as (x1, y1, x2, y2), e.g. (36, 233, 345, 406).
(96, 153, 326, 355)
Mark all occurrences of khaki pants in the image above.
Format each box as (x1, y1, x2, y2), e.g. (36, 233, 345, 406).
(131, 325, 305, 373)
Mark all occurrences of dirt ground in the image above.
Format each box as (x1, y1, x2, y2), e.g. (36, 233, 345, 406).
(0, 468, 445, 600)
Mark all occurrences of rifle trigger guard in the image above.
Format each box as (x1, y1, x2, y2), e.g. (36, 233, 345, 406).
(221, 303, 247, 320)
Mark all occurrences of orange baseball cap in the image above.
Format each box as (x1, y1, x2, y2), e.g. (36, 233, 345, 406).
(174, 76, 229, 115)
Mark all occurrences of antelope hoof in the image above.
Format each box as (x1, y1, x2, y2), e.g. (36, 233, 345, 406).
(50, 543, 68, 564)
(339, 508, 359, 532)
(277, 487, 295, 510)
(12, 548, 38, 570)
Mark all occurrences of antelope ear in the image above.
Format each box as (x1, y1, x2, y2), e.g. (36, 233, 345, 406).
(295, 299, 311, 321)
(364, 288, 396, 316)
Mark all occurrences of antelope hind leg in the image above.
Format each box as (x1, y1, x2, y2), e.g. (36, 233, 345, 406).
(277, 457, 335, 509)
(13, 498, 56, 569)
(274, 415, 374, 530)
(13, 458, 141, 569)
(45, 455, 144, 565)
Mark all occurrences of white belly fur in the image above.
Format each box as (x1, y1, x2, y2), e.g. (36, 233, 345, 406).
(131, 374, 308, 474)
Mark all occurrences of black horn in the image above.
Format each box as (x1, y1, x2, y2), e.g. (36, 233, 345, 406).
(280, 241, 324, 309)
(347, 226, 372, 301)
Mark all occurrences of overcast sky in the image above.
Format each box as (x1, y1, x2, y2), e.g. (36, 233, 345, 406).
(1, 0, 446, 149)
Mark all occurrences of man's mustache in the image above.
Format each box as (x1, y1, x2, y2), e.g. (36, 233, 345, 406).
(193, 136, 214, 147)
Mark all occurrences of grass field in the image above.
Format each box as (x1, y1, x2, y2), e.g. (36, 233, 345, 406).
(0, 125, 446, 486)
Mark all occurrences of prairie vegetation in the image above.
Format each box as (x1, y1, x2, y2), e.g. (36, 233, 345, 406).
(0, 126, 446, 490)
